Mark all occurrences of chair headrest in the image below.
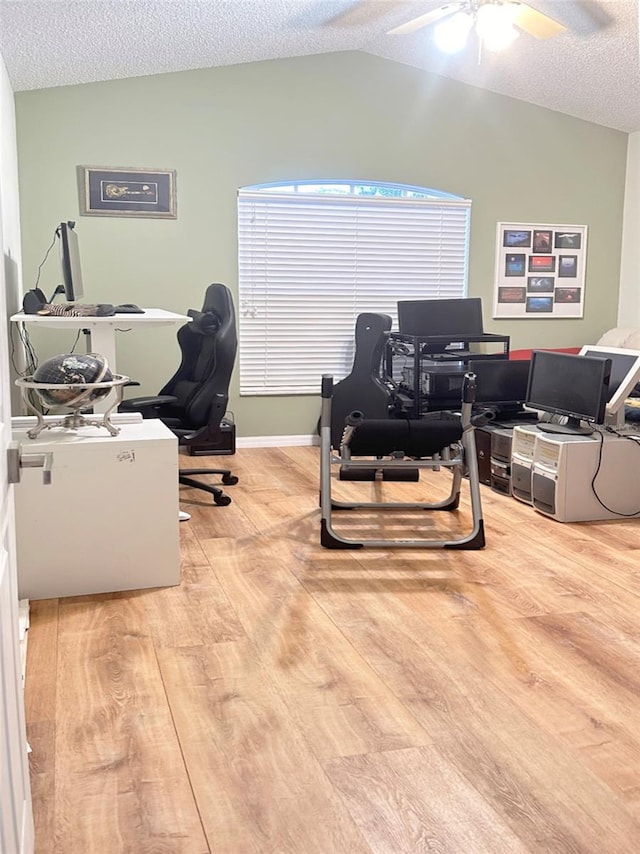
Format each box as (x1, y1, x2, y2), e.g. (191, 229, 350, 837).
(188, 309, 221, 335)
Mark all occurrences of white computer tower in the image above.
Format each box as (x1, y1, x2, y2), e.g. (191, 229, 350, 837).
(531, 431, 640, 522)
(510, 425, 538, 504)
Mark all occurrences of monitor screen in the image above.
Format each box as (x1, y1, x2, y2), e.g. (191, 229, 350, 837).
(578, 345, 640, 428)
(526, 350, 611, 435)
(397, 297, 483, 338)
(57, 221, 84, 302)
(468, 358, 531, 415)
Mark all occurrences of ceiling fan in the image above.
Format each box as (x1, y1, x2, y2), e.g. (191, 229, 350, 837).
(387, 1, 567, 52)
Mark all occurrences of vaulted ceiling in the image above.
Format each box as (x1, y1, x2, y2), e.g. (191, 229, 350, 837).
(0, 1, 638, 132)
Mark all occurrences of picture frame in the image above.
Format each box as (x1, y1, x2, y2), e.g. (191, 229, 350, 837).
(526, 296, 554, 313)
(493, 222, 587, 319)
(497, 286, 526, 303)
(554, 287, 581, 304)
(532, 230, 552, 252)
(528, 254, 556, 273)
(79, 166, 177, 218)
(503, 229, 531, 248)
(505, 254, 526, 276)
(558, 255, 578, 277)
(527, 276, 555, 293)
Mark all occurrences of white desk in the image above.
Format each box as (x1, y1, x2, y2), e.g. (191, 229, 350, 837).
(12, 416, 180, 598)
(11, 307, 190, 412)
(10, 307, 190, 375)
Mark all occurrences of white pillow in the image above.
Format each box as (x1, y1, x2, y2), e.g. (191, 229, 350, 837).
(596, 327, 640, 349)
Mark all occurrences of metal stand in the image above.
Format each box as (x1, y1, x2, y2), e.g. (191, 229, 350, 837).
(15, 375, 130, 439)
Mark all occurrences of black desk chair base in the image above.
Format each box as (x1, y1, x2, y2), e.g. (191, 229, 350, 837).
(179, 468, 238, 506)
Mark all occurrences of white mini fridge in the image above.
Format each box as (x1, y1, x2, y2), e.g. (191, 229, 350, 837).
(12, 417, 180, 599)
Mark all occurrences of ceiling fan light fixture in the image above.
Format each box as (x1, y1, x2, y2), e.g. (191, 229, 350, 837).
(433, 10, 474, 54)
(475, 2, 520, 51)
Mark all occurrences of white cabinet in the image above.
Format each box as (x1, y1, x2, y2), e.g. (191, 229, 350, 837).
(12, 418, 180, 599)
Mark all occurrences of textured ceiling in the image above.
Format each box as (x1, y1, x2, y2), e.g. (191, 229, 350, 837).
(0, 0, 638, 132)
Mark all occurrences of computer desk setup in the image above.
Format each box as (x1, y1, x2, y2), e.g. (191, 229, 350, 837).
(13, 220, 191, 411)
(11, 307, 191, 412)
(10, 301, 190, 597)
(350, 298, 640, 524)
(482, 348, 640, 523)
(9, 221, 193, 598)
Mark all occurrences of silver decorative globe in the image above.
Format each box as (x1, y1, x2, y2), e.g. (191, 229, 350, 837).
(32, 353, 113, 409)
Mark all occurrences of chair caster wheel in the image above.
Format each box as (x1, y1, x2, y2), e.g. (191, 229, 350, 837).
(215, 495, 232, 506)
(222, 474, 239, 485)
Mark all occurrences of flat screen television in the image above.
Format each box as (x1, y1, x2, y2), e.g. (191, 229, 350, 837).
(57, 220, 84, 302)
(467, 358, 531, 417)
(525, 350, 611, 436)
(578, 345, 640, 428)
(397, 297, 483, 338)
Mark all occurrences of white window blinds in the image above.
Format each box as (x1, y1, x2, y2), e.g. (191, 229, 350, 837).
(237, 187, 471, 395)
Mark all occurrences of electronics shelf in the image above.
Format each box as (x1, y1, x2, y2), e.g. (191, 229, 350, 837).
(385, 332, 510, 417)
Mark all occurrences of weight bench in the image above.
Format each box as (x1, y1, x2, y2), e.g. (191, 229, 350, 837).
(319, 373, 485, 549)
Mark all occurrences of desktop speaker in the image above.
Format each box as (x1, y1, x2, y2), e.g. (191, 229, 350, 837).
(23, 288, 47, 314)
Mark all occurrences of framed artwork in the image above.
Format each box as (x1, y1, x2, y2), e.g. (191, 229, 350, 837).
(505, 253, 526, 276)
(528, 254, 555, 273)
(498, 286, 526, 303)
(79, 166, 177, 218)
(503, 229, 531, 248)
(493, 222, 587, 319)
(532, 230, 552, 252)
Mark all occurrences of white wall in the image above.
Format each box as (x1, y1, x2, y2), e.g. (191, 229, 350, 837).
(618, 132, 640, 324)
(1, 50, 24, 410)
(1, 51, 22, 302)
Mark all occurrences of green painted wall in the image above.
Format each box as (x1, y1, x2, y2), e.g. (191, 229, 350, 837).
(14, 51, 628, 437)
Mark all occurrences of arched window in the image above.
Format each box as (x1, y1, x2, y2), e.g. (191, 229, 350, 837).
(237, 180, 471, 395)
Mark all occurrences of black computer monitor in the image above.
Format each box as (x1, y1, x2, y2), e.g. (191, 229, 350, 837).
(468, 358, 531, 417)
(57, 220, 84, 302)
(526, 350, 611, 435)
(397, 297, 483, 337)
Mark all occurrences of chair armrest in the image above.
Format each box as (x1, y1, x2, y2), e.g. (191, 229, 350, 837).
(175, 424, 223, 446)
(119, 394, 178, 416)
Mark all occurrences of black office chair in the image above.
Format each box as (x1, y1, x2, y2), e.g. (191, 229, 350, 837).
(121, 283, 239, 506)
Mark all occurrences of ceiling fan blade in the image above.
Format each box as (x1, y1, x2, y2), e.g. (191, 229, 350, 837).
(324, 0, 409, 29)
(509, 1, 567, 39)
(387, 3, 465, 36)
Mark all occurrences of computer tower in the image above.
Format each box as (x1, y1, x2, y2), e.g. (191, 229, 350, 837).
(511, 425, 538, 504)
(531, 431, 640, 521)
(490, 457, 511, 494)
(476, 422, 529, 494)
(474, 426, 493, 485)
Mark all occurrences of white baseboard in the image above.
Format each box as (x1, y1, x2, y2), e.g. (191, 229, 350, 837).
(236, 434, 319, 448)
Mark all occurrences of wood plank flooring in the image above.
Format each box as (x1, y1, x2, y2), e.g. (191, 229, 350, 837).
(23, 445, 640, 853)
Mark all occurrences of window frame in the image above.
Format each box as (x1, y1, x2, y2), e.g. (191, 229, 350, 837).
(237, 181, 472, 396)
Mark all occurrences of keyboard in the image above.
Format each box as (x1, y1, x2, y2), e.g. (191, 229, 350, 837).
(114, 304, 145, 314)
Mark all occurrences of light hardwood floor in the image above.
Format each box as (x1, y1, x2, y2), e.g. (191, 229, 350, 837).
(24, 445, 640, 853)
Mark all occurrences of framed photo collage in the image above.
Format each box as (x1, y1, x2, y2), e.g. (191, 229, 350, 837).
(493, 222, 587, 319)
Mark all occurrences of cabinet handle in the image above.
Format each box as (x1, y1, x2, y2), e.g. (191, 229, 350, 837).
(7, 442, 53, 485)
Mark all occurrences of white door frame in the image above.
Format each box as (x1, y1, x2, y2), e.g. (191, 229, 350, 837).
(0, 187, 34, 853)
